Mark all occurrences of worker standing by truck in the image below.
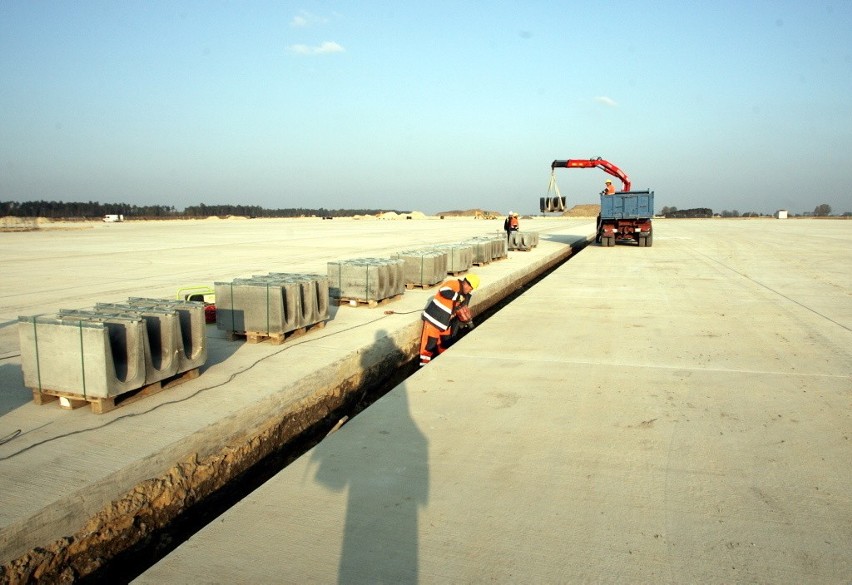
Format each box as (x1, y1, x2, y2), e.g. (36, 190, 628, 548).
(419, 274, 479, 367)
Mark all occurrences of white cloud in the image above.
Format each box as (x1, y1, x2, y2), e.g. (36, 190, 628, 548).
(594, 96, 618, 107)
(287, 41, 345, 55)
(290, 10, 328, 28)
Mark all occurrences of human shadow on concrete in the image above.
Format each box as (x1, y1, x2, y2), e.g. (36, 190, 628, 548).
(311, 330, 429, 584)
(0, 362, 30, 416)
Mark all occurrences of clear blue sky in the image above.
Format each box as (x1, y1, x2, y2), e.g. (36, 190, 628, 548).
(2, 1, 851, 216)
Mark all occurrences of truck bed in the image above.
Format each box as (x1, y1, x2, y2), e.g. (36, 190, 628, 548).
(600, 190, 654, 219)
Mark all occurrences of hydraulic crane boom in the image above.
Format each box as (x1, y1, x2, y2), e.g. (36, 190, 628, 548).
(551, 157, 631, 192)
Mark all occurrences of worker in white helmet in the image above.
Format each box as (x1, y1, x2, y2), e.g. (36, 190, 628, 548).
(503, 211, 519, 240)
(602, 179, 616, 196)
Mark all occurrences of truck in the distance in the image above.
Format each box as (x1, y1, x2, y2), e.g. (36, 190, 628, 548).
(543, 157, 654, 247)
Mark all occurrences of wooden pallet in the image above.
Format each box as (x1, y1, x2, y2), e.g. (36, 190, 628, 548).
(228, 320, 326, 344)
(471, 260, 491, 266)
(405, 282, 439, 290)
(335, 294, 402, 308)
(446, 270, 469, 277)
(31, 368, 200, 414)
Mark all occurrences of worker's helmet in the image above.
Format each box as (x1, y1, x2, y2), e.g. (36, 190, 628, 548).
(463, 273, 480, 290)
(605, 179, 612, 183)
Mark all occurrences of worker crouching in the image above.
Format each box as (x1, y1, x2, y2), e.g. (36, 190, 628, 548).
(419, 273, 480, 367)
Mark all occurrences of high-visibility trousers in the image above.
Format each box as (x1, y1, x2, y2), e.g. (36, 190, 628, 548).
(419, 321, 454, 366)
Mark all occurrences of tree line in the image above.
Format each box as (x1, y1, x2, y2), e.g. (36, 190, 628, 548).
(0, 200, 408, 219)
(660, 204, 846, 218)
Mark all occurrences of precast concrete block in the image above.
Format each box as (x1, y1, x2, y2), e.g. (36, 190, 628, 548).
(261, 273, 330, 326)
(215, 279, 299, 335)
(86, 305, 182, 384)
(18, 313, 147, 399)
(527, 232, 540, 247)
(463, 239, 492, 265)
(434, 244, 474, 274)
(125, 298, 207, 371)
(327, 258, 405, 301)
(393, 249, 448, 287)
(215, 273, 329, 335)
(491, 235, 509, 259)
(508, 231, 535, 251)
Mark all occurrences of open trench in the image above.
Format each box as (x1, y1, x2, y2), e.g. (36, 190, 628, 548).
(2, 238, 589, 585)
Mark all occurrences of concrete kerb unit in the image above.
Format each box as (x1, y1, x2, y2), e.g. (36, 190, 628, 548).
(327, 258, 406, 303)
(264, 273, 330, 327)
(463, 239, 492, 265)
(432, 243, 474, 274)
(393, 249, 449, 288)
(17, 296, 210, 411)
(508, 231, 539, 251)
(214, 274, 329, 337)
(17, 313, 148, 400)
(125, 298, 208, 372)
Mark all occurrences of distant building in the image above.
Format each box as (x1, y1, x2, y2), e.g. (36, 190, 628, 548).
(775, 209, 788, 219)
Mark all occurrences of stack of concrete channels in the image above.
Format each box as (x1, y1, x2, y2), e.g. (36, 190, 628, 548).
(465, 235, 508, 265)
(433, 243, 474, 274)
(508, 231, 540, 251)
(215, 273, 329, 335)
(17, 298, 207, 400)
(393, 249, 448, 288)
(327, 258, 405, 302)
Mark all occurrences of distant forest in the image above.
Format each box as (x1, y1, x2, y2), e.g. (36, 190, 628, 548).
(0, 200, 409, 219)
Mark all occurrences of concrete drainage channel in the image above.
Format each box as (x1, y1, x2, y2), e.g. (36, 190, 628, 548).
(13, 237, 591, 585)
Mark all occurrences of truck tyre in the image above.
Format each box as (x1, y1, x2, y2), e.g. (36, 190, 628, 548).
(638, 236, 646, 247)
(646, 231, 653, 247)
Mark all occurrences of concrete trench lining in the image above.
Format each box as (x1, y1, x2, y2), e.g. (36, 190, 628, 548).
(0, 235, 587, 583)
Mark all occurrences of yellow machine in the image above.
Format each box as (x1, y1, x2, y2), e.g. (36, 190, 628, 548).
(176, 285, 217, 323)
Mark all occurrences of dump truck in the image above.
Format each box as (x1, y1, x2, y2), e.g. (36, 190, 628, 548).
(543, 157, 654, 247)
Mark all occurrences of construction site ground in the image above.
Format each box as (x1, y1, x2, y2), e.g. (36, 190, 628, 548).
(0, 217, 850, 583)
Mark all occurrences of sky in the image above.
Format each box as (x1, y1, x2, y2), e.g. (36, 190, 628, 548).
(1, 1, 851, 216)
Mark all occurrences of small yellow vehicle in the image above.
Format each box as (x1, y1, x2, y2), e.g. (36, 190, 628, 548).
(176, 285, 216, 323)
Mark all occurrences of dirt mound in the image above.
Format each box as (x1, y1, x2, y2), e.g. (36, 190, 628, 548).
(436, 209, 501, 218)
(562, 204, 600, 217)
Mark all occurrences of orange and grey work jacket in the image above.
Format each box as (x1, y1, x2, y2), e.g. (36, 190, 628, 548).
(422, 279, 469, 331)
(605, 184, 616, 195)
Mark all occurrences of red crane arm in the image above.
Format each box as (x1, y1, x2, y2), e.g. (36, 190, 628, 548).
(551, 157, 632, 192)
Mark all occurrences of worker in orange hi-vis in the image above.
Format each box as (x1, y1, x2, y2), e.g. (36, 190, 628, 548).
(602, 179, 616, 195)
(419, 273, 480, 367)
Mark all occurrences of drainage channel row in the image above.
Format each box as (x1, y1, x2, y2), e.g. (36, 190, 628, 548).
(81, 238, 590, 584)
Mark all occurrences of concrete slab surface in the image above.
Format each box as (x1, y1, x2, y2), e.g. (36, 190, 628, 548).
(134, 219, 852, 584)
(0, 216, 590, 573)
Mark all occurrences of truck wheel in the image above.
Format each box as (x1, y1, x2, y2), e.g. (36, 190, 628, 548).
(646, 232, 653, 247)
(605, 236, 615, 247)
(638, 236, 646, 247)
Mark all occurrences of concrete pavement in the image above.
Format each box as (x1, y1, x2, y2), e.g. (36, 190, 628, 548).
(0, 216, 591, 579)
(135, 219, 852, 584)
